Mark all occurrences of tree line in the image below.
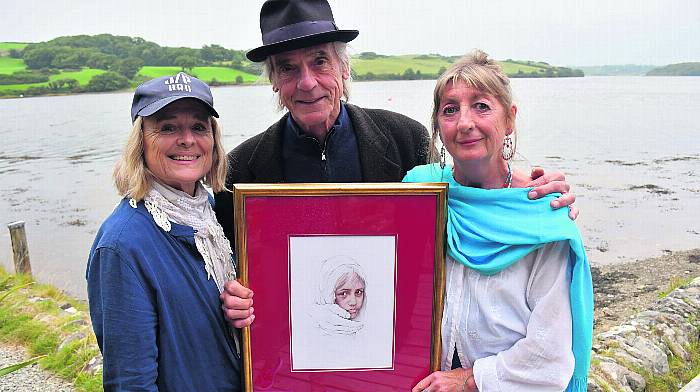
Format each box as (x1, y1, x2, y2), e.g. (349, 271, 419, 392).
(1, 34, 261, 96)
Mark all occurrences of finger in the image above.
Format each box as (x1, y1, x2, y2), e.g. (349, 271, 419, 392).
(528, 181, 570, 200)
(568, 205, 580, 220)
(223, 305, 254, 323)
(530, 167, 545, 181)
(527, 171, 566, 187)
(229, 314, 255, 329)
(220, 293, 254, 310)
(412, 375, 433, 392)
(549, 191, 575, 209)
(223, 280, 253, 298)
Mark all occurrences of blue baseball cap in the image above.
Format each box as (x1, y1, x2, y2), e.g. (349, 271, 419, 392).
(130, 72, 219, 122)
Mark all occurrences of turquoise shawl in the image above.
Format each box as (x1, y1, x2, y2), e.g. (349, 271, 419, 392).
(403, 163, 592, 391)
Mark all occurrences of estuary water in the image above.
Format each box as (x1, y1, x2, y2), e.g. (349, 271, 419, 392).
(1, 76, 699, 299)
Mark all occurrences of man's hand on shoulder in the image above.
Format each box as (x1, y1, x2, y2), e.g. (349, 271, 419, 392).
(526, 167, 579, 220)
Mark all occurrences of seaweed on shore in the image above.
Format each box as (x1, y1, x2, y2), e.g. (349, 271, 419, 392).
(605, 159, 647, 166)
(629, 184, 673, 195)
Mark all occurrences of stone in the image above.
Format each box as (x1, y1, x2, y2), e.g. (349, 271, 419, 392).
(680, 373, 700, 392)
(598, 360, 646, 391)
(588, 372, 621, 392)
(57, 332, 86, 352)
(597, 240, 609, 252)
(82, 355, 103, 376)
(591, 273, 700, 390)
(33, 313, 58, 324)
(623, 335, 669, 375)
(63, 319, 89, 328)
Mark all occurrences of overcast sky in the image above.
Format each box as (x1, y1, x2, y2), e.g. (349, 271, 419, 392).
(3, 0, 698, 66)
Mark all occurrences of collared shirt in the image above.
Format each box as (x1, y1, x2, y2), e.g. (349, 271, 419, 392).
(282, 103, 362, 182)
(442, 242, 575, 392)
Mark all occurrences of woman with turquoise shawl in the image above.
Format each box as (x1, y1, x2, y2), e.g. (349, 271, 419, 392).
(410, 50, 593, 392)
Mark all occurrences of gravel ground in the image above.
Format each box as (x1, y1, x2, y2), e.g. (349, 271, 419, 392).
(0, 344, 74, 392)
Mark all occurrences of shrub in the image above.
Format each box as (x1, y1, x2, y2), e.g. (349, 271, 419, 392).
(86, 71, 130, 92)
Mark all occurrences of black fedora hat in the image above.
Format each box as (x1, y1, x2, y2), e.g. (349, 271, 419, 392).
(246, 0, 359, 62)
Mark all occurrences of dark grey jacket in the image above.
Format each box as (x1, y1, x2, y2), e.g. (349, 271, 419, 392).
(213, 103, 430, 242)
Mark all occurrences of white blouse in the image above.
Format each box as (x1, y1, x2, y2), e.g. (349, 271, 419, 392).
(441, 241, 575, 392)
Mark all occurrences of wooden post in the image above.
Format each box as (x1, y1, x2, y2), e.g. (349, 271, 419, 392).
(8, 221, 31, 276)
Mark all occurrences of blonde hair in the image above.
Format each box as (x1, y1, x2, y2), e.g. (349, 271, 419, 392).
(264, 41, 352, 110)
(430, 49, 517, 162)
(113, 116, 228, 200)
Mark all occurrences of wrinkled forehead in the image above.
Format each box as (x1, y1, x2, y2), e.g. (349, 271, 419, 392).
(271, 42, 336, 65)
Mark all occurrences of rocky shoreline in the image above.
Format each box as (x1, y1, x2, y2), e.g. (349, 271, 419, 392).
(592, 248, 700, 333)
(2, 248, 699, 391)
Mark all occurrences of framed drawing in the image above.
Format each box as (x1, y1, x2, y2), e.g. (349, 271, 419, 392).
(233, 183, 447, 391)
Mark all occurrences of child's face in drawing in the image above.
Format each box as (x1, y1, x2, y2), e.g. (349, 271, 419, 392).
(334, 273, 365, 319)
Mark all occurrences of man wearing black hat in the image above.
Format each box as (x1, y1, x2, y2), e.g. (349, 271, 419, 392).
(217, 0, 576, 329)
(214, 0, 430, 244)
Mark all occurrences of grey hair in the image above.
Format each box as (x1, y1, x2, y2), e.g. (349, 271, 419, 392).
(263, 41, 352, 110)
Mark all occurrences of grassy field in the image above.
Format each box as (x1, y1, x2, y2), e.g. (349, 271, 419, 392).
(351, 54, 550, 77)
(0, 68, 106, 92)
(0, 42, 29, 51)
(0, 57, 27, 74)
(351, 55, 451, 75)
(0, 42, 29, 58)
(139, 66, 259, 83)
(500, 61, 548, 75)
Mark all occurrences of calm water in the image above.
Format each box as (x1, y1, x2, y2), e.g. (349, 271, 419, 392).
(1, 77, 699, 299)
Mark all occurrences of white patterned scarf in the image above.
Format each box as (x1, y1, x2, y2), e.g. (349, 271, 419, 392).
(143, 180, 235, 293)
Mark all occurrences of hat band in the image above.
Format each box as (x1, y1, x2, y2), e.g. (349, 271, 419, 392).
(262, 20, 338, 45)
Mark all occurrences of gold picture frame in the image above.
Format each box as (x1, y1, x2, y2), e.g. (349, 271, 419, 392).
(233, 183, 447, 391)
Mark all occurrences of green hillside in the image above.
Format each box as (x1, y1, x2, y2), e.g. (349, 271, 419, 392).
(352, 54, 451, 75)
(0, 42, 28, 57)
(350, 53, 583, 79)
(647, 62, 700, 76)
(574, 64, 655, 76)
(0, 68, 106, 93)
(0, 35, 262, 97)
(0, 43, 29, 51)
(139, 66, 258, 83)
(0, 57, 27, 74)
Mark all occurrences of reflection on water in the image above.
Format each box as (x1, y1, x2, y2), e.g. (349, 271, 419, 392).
(1, 77, 699, 299)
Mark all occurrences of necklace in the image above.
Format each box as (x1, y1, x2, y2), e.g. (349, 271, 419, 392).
(503, 162, 513, 188)
(451, 162, 513, 188)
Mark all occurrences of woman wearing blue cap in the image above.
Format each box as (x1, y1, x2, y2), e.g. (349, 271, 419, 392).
(86, 73, 241, 391)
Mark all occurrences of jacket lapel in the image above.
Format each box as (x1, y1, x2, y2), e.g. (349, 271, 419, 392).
(248, 115, 287, 183)
(345, 104, 402, 181)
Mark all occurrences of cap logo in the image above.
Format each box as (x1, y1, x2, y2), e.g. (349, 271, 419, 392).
(164, 72, 192, 92)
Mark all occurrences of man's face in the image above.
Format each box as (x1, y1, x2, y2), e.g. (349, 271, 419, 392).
(270, 43, 349, 138)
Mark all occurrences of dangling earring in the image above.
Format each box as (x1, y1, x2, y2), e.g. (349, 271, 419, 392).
(502, 134, 514, 161)
(440, 145, 446, 169)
